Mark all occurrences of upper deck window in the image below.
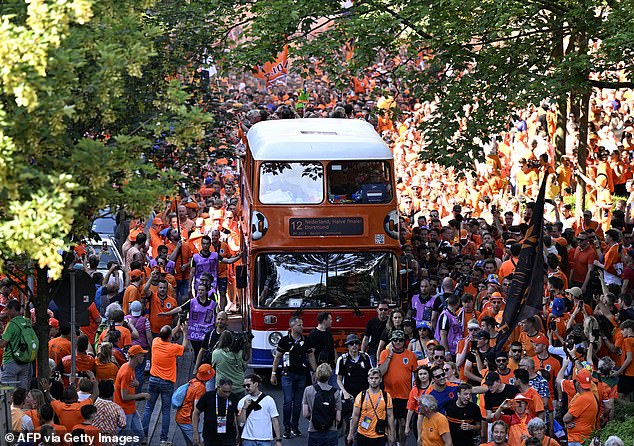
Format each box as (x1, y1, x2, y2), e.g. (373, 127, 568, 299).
(259, 162, 324, 204)
(327, 161, 392, 204)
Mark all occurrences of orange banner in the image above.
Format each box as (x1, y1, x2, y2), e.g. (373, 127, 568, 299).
(253, 45, 289, 87)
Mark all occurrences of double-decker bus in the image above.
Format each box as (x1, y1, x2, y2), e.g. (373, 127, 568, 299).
(238, 119, 400, 368)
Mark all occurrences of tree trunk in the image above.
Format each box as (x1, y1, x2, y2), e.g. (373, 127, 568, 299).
(552, 28, 566, 161)
(575, 87, 591, 218)
(554, 96, 567, 161)
(34, 267, 50, 379)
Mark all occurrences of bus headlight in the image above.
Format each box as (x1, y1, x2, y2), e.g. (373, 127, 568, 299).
(268, 331, 282, 347)
(251, 211, 268, 240)
(384, 210, 399, 239)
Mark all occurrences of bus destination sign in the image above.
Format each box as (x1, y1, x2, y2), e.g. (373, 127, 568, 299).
(289, 217, 364, 237)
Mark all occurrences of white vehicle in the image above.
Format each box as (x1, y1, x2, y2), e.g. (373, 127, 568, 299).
(83, 237, 124, 277)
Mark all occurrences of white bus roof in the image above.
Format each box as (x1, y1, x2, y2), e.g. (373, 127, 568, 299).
(246, 119, 393, 161)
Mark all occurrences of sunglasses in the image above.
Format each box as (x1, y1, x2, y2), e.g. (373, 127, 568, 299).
(243, 383, 252, 388)
(468, 328, 479, 331)
(433, 373, 446, 379)
(348, 341, 361, 346)
(393, 339, 405, 343)
(495, 358, 508, 363)
(433, 355, 443, 360)
(442, 368, 451, 373)
(378, 308, 389, 312)
(510, 349, 522, 353)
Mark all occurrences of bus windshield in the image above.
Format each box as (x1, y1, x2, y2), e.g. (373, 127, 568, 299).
(254, 252, 398, 309)
(259, 162, 324, 204)
(327, 161, 392, 204)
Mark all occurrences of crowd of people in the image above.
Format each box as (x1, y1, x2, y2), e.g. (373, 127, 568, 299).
(0, 56, 633, 446)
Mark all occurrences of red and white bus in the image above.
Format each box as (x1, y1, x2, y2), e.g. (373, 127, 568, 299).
(238, 118, 400, 368)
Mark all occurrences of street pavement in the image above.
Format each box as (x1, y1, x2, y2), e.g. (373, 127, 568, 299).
(142, 313, 416, 445)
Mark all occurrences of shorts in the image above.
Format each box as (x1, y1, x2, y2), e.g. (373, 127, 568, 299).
(618, 374, 634, 394)
(218, 277, 228, 294)
(356, 433, 387, 446)
(392, 398, 407, 419)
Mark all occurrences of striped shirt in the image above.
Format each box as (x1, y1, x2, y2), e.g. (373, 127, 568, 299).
(93, 398, 126, 446)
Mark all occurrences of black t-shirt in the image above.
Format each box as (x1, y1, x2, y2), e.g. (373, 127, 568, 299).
(195, 390, 238, 441)
(464, 348, 491, 383)
(336, 352, 371, 397)
(484, 384, 520, 413)
(444, 400, 482, 445)
(277, 334, 313, 375)
(364, 317, 387, 357)
(309, 328, 335, 367)
(202, 328, 224, 355)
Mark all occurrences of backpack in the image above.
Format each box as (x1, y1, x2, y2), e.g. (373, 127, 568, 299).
(171, 381, 192, 409)
(311, 384, 337, 431)
(7, 316, 39, 364)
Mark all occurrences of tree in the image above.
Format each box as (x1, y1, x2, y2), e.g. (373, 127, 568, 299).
(203, 0, 634, 176)
(0, 0, 216, 377)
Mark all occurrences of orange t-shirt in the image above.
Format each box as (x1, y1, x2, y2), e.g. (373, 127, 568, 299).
(211, 241, 232, 279)
(148, 294, 178, 334)
(51, 399, 92, 432)
(421, 412, 450, 446)
(531, 354, 561, 410)
(49, 336, 71, 366)
(175, 379, 207, 424)
(25, 409, 40, 430)
(521, 387, 545, 418)
(518, 332, 544, 358)
(569, 246, 598, 283)
(98, 325, 133, 347)
(149, 337, 185, 383)
(354, 390, 393, 439)
(62, 353, 95, 376)
(562, 380, 598, 443)
(80, 302, 101, 344)
(95, 359, 119, 382)
(525, 437, 560, 446)
(622, 337, 634, 376)
(122, 284, 141, 315)
(71, 423, 102, 446)
(498, 258, 517, 280)
(114, 363, 137, 415)
(378, 349, 418, 399)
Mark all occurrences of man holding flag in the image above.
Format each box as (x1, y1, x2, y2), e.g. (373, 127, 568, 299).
(495, 173, 550, 352)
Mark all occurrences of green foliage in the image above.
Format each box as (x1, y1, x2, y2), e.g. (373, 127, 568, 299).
(202, 0, 634, 171)
(0, 0, 216, 277)
(590, 400, 634, 445)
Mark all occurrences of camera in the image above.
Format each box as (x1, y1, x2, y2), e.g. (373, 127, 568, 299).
(549, 321, 557, 331)
(230, 331, 254, 353)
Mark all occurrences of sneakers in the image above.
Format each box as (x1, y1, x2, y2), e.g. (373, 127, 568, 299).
(291, 428, 302, 437)
(282, 428, 292, 439)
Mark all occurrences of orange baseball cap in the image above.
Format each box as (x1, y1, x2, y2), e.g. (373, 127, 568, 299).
(128, 345, 148, 356)
(531, 334, 549, 346)
(576, 368, 592, 389)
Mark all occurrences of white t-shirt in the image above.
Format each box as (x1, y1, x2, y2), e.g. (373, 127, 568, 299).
(238, 392, 279, 440)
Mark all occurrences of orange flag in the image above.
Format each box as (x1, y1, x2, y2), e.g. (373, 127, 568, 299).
(253, 45, 289, 87)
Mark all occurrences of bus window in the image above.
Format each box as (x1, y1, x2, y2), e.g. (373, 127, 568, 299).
(327, 161, 392, 204)
(259, 162, 324, 204)
(255, 252, 398, 308)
